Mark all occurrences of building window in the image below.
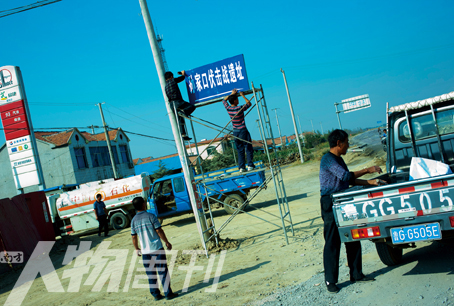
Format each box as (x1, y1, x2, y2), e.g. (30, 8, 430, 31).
(74, 147, 88, 169)
(112, 146, 120, 164)
(120, 145, 130, 163)
(207, 146, 216, 156)
(89, 147, 109, 167)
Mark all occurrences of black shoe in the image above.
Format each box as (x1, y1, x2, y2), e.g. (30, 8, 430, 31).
(178, 111, 186, 117)
(326, 283, 340, 294)
(166, 292, 178, 300)
(350, 274, 375, 284)
(98, 233, 101, 237)
(182, 135, 192, 141)
(153, 294, 164, 301)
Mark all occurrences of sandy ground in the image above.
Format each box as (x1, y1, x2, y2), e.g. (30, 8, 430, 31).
(1, 130, 453, 306)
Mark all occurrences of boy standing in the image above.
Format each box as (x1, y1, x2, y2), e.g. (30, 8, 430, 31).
(130, 197, 178, 301)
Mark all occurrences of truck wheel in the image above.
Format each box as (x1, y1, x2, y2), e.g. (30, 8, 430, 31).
(375, 242, 403, 266)
(224, 194, 245, 215)
(110, 212, 130, 230)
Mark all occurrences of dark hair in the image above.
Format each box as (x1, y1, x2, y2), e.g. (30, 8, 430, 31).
(164, 71, 173, 80)
(132, 197, 145, 210)
(228, 94, 238, 104)
(96, 194, 102, 199)
(383, 129, 387, 132)
(328, 129, 348, 148)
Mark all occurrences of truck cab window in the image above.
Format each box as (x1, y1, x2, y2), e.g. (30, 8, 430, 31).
(173, 178, 185, 193)
(162, 181, 172, 194)
(436, 108, 454, 135)
(398, 113, 436, 142)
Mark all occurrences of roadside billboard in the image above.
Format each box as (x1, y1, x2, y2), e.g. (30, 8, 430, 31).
(0, 66, 43, 189)
(184, 54, 250, 104)
(341, 94, 371, 113)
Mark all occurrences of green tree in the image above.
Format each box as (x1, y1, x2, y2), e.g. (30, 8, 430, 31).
(150, 160, 173, 180)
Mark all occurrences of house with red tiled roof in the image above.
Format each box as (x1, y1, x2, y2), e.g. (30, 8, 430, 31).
(0, 128, 135, 198)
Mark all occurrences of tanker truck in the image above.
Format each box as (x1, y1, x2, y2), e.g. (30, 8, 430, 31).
(46, 173, 151, 236)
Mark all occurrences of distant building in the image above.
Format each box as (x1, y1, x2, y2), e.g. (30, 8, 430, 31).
(0, 128, 134, 199)
(185, 137, 229, 159)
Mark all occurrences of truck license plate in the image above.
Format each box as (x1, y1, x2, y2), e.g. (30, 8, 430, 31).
(390, 223, 441, 244)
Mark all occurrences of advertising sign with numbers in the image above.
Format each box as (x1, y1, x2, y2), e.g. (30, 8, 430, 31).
(341, 94, 371, 113)
(184, 54, 250, 104)
(0, 65, 43, 189)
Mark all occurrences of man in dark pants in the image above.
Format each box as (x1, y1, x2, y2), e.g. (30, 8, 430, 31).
(165, 70, 195, 141)
(223, 89, 255, 172)
(93, 194, 109, 237)
(319, 129, 386, 293)
(130, 197, 178, 301)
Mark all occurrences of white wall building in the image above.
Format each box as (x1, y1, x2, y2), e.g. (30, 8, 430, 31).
(0, 128, 135, 199)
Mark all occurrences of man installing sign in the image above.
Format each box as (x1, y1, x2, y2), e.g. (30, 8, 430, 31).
(164, 70, 195, 141)
(223, 89, 254, 172)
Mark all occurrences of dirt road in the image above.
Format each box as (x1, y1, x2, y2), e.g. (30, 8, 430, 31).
(1, 130, 453, 306)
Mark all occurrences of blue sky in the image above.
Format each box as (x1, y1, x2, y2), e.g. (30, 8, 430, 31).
(1, 0, 453, 159)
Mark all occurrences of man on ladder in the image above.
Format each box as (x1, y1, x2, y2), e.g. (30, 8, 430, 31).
(223, 89, 255, 172)
(165, 70, 195, 141)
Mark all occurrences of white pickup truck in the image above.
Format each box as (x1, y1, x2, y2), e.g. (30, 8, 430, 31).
(332, 91, 454, 266)
(47, 173, 151, 236)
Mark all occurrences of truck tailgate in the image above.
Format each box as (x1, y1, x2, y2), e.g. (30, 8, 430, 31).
(332, 173, 454, 228)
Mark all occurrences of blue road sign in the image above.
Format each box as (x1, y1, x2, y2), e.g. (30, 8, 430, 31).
(184, 54, 250, 104)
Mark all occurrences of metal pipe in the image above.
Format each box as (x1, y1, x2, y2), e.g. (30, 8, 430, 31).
(138, 0, 210, 252)
(253, 83, 290, 244)
(280, 68, 303, 163)
(404, 110, 418, 158)
(260, 84, 294, 236)
(272, 108, 284, 149)
(430, 104, 446, 163)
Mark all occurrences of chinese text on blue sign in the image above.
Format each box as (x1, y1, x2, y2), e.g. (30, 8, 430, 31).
(184, 54, 249, 104)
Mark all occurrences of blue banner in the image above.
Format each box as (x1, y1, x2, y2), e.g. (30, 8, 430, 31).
(184, 54, 250, 104)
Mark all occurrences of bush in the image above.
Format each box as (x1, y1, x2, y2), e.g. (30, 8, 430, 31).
(305, 133, 327, 149)
(201, 146, 237, 173)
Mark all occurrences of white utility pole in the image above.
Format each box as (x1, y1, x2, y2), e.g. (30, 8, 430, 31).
(271, 108, 284, 148)
(310, 119, 314, 133)
(97, 102, 119, 179)
(320, 122, 324, 135)
(297, 115, 305, 147)
(138, 0, 210, 249)
(281, 68, 304, 163)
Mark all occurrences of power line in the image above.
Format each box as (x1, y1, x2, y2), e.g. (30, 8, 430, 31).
(111, 128, 174, 142)
(0, 0, 62, 18)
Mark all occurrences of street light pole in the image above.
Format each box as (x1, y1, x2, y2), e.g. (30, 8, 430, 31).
(97, 102, 118, 179)
(281, 68, 304, 163)
(334, 102, 343, 130)
(271, 108, 284, 148)
(138, 0, 210, 249)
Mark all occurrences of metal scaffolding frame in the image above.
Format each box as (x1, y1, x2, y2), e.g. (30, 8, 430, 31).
(178, 83, 294, 247)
